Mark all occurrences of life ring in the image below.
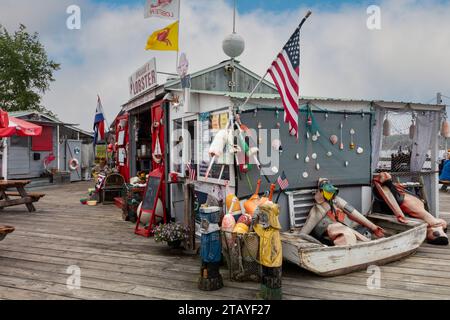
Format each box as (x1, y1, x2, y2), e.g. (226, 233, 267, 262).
(69, 158, 79, 171)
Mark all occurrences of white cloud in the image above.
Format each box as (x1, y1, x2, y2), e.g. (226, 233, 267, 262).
(1, 0, 449, 131)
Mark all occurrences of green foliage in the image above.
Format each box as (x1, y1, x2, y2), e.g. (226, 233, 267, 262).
(0, 24, 60, 114)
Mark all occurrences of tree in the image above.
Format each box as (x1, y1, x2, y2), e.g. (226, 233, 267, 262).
(0, 24, 60, 115)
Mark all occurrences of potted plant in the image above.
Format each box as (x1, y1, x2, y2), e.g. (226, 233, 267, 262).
(154, 222, 189, 249)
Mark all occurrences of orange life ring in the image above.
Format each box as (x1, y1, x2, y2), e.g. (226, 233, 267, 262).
(69, 158, 79, 171)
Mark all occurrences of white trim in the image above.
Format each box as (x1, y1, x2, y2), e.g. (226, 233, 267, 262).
(2, 138, 8, 179)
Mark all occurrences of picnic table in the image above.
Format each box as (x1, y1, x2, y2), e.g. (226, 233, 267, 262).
(0, 180, 45, 212)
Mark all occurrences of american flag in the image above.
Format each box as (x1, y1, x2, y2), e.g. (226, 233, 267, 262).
(186, 161, 196, 181)
(268, 27, 300, 138)
(277, 171, 289, 190)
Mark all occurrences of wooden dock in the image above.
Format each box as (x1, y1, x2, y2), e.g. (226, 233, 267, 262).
(0, 181, 450, 300)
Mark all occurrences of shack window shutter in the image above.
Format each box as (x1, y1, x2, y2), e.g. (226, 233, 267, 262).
(32, 126, 53, 151)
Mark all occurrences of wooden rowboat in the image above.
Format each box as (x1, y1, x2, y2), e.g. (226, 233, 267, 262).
(0, 225, 15, 241)
(281, 213, 427, 277)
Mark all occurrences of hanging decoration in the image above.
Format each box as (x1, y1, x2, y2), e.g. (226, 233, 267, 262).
(383, 114, 391, 137)
(349, 129, 356, 150)
(339, 122, 344, 150)
(441, 114, 450, 138)
(330, 135, 338, 145)
(409, 115, 416, 140)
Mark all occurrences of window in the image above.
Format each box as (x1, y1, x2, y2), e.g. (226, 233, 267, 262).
(197, 110, 233, 185)
(172, 119, 183, 174)
(32, 126, 53, 151)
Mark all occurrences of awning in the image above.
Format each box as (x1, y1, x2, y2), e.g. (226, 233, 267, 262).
(0, 116, 42, 137)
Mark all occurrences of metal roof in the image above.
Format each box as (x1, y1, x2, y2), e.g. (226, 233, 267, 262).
(9, 110, 94, 137)
(164, 59, 277, 91)
(165, 89, 445, 111)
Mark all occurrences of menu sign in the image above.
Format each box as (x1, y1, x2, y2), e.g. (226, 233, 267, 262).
(129, 58, 157, 100)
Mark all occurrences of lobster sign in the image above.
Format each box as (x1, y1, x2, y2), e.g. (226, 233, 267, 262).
(145, 0, 179, 20)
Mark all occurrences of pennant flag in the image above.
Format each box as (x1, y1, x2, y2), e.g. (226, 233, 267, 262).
(268, 27, 301, 138)
(145, 0, 180, 20)
(93, 95, 107, 145)
(277, 171, 289, 190)
(145, 21, 179, 51)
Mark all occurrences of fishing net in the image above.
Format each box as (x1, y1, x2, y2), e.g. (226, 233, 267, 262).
(221, 231, 261, 282)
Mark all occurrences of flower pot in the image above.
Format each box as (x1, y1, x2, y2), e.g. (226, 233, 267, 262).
(167, 240, 182, 249)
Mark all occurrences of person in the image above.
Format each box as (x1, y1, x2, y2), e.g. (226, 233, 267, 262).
(439, 151, 450, 191)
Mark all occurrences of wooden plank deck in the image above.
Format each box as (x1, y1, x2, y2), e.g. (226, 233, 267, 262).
(0, 181, 449, 300)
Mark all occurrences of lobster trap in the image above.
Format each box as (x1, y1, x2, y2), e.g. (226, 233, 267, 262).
(221, 231, 261, 282)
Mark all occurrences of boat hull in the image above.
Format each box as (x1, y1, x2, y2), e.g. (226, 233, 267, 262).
(281, 214, 427, 277)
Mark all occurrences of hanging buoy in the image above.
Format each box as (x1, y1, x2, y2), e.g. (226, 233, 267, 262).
(383, 116, 391, 137)
(441, 120, 450, 138)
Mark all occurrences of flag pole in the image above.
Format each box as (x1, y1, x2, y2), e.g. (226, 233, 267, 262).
(237, 10, 312, 112)
(176, 0, 181, 71)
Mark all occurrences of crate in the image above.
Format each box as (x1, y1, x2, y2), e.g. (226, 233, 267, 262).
(51, 171, 71, 184)
(122, 184, 144, 222)
(221, 231, 261, 282)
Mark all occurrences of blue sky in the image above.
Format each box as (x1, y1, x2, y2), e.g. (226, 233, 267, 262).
(94, 0, 376, 12)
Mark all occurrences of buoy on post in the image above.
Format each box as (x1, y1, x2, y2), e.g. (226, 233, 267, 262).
(198, 206, 223, 291)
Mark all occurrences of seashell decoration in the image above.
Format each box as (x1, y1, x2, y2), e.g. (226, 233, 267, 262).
(327, 151, 333, 157)
(296, 153, 300, 160)
(316, 163, 320, 171)
(357, 147, 364, 154)
(330, 135, 338, 145)
(311, 153, 317, 160)
(305, 156, 310, 163)
(345, 161, 349, 167)
(303, 172, 309, 178)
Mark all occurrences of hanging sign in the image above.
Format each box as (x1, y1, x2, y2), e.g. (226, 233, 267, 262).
(129, 58, 157, 100)
(219, 113, 229, 129)
(211, 115, 220, 130)
(144, 0, 180, 20)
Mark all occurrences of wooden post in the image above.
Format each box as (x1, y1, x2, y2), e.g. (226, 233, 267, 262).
(183, 182, 196, 252)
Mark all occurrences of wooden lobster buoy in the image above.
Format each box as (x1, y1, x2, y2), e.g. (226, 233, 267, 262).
(198, 206, 223, 291)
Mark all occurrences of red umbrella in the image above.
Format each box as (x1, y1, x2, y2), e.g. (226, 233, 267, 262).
(0, 116, 42, 137)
